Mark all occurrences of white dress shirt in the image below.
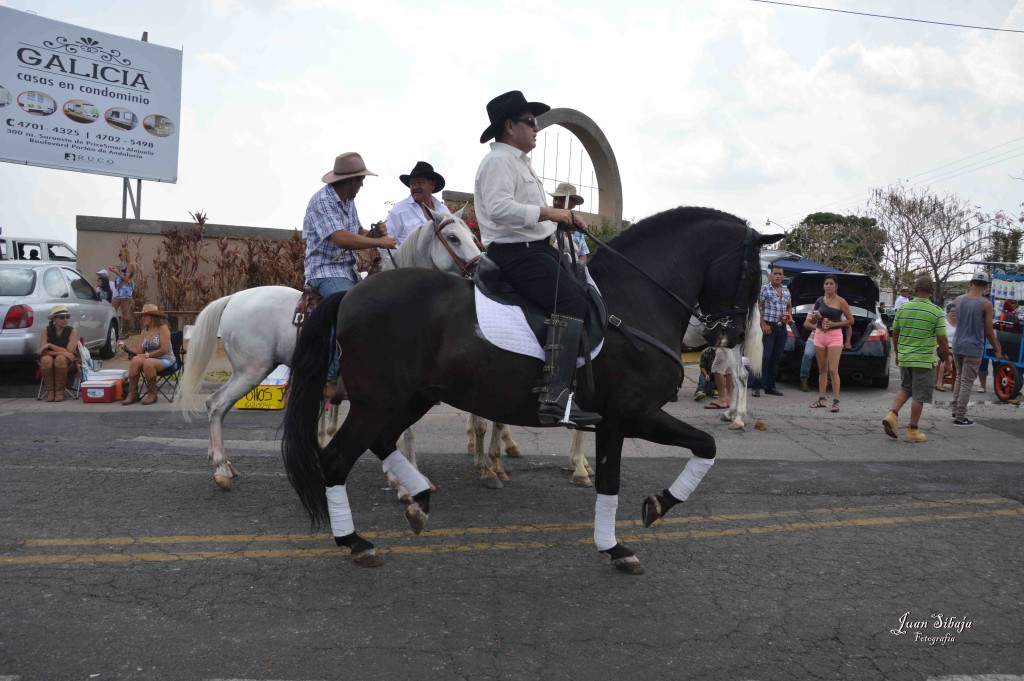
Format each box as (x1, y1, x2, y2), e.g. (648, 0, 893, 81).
(474, 142, 556, 245)
(385, 195, 451, 249)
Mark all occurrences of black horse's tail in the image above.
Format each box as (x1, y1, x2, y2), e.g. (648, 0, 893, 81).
(281, 290, 348, 529)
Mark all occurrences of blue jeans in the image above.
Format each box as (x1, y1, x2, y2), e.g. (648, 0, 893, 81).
(308, 276, 357, 380)
(695, 373, 716, 396)
(753, 323, 788, 390)
(800, 336, 816, 379)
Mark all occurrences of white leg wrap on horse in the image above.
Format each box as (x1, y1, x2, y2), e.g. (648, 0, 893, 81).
(381, 451, 429, 497)
(594, 494, 619, 551)
(325, 484, 355, 537)
(669, 456, 715, 502)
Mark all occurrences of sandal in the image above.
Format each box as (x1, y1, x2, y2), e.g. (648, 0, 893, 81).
(830, 399, 840, 413)
(809, 397, 827, 409)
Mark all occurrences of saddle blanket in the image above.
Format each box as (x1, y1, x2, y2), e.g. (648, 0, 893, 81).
(474, 284, 604, 366)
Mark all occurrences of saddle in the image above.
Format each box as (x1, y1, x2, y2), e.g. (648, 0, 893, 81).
(293, 285, 322, 328)
(473, 253, 607, 353)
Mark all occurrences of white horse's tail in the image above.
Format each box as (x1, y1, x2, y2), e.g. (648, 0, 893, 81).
(744, 304, 763, 379)
(175, 293, 233, 420)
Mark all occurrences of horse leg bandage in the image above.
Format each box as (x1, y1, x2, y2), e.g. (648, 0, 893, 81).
(668, 456, 715, 502)
(594, 494, 619, 551)
(382, 451, 430, 497)
(325, 484, 355, 538)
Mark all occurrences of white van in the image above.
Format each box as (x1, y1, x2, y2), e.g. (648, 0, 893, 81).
(0, 232, 78, 269)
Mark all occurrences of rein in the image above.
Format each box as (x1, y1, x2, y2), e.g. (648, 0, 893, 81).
(432, 216, 480, 278)
(580, 224, 757, 332)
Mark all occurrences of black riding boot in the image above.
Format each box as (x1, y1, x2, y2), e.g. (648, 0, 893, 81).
(537, 315, 602, 428)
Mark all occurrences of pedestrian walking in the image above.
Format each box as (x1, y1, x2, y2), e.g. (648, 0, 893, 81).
(950, 272, 1004, 426)
(882, 276, 950, 443)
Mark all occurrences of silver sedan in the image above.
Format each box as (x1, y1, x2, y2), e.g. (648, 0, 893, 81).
(0, 262, 119, 362)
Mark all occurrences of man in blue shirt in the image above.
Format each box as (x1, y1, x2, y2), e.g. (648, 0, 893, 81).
(303, 152, 397, 297)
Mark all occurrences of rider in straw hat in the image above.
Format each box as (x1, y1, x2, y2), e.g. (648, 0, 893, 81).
(474, 90, 600, 429)
(303, 152, 398, 399)
(385, 161, 453, 250)
(548, 182, 590, 264)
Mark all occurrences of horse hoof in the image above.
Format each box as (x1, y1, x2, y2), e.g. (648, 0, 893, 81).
(227, 462, 238, 478)
(729, 422, 745, 430)
(481, 474, 503, 490)
(214, 474, 232, 491)
(572, 474, 593, 487)
(505, 445, 523, 458)
(352, 549, 383, 568)
(584, 464, 596, 476)
(405, 503, 428, 535)
(642, 494, 662, 528)
(611, 555, 645, 574)
(496, 470, 510, 482)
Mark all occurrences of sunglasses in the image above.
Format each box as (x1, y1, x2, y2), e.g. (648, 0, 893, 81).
(53, 314, 70, 320)
(514, 116, 539, 129)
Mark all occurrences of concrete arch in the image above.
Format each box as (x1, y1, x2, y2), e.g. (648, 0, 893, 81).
(537, 107, 622, 229)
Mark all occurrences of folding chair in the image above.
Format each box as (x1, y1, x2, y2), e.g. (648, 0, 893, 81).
(138, 330, 185, 402)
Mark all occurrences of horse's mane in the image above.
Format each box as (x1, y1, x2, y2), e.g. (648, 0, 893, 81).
(602, 206, 747, 254)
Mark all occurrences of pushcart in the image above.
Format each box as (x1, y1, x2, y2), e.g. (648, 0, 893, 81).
(984, 271, 1024, 402)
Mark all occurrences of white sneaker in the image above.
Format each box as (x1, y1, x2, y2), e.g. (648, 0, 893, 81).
(975, 387, 986, 393)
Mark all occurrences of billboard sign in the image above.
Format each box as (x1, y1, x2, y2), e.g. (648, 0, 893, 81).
(0, 7, 182, 182)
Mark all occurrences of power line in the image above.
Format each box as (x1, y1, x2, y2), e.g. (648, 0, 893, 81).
(749, 0, 1024, 34)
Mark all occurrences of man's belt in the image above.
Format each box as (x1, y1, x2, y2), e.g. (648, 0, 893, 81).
(764, 320, 786, 328)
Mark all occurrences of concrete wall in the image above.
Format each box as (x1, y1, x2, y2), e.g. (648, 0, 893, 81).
(76, 216, 298, 309)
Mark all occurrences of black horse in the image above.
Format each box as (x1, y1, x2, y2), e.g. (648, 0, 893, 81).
(282, 207, 782, 573)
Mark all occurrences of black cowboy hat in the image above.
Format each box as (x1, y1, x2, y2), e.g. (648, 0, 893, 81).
(399, 161, 445, 193)
(479, 90, 551, 144)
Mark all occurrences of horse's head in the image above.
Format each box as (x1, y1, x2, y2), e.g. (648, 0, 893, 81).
(425, 207, 481, 277)
(697, 225, 783, 350)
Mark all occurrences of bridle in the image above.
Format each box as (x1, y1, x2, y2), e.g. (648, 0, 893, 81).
(431, 216, 480, 279)
(581, 219, 758, 333)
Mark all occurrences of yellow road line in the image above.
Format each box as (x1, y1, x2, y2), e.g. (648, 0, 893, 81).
(3, 506, 1021, 566)
(22, 497, 1012, 547)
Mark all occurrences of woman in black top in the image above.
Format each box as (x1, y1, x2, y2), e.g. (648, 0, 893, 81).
(38, 305, 79, 402)
(808, 275, 854, 412)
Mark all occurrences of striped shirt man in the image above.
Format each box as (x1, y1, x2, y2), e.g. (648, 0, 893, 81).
(893, 297, 946, 368)
(758, 281, 791, 323)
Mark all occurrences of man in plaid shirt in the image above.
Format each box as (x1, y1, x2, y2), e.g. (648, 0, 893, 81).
(751, 265, 793, 397)
(303, 152, 397, 297)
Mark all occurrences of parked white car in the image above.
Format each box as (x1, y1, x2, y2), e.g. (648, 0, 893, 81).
(0, 262, 118, 361)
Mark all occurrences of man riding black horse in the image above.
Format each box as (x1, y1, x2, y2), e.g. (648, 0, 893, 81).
(473, 90, 600, 429)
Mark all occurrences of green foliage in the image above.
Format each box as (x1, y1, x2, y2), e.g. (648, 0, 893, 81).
(584, 218, 622, 252)
(778, 212, 885, 277)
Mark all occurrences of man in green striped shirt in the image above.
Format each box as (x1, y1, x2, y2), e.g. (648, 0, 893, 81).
(882, 276, 950, 443)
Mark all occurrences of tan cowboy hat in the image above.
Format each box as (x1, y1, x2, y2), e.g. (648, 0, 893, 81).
(48, 304, 70, 319)
(135, 303, 168, 319)
(479, 90, 550, 143)
(321, 152, 378, 184)
(548, 182, 584, 206)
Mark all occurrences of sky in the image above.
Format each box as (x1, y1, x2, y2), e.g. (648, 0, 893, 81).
(1, 0, 1023, 250)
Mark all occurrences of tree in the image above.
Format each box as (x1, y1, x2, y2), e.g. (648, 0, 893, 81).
(985, 205, 1024, 263)
(778, 212, 885, 277)
(861, 183, 991, 303)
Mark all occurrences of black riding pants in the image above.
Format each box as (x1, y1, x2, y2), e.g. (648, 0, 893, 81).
(486, 240, 588, 319)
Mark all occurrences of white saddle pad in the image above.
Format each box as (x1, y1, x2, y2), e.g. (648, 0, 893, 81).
(474, 277, 604, 366)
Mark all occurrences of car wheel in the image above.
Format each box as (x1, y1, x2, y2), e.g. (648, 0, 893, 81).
(872, 373, 890, 389)
(99, 320, 118, 359)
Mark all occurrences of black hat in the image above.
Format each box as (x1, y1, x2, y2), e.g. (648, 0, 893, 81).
(399, 161, 445, 193)
(479, 90, 551, 143)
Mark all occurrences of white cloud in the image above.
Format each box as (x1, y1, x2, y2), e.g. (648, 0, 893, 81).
(195, 51, 238, 72)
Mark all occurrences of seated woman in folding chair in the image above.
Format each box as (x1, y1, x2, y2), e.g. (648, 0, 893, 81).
(123, 303, 173, 406)
(39, 304, 79, 403)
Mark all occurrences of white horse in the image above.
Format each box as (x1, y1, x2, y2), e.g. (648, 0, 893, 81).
(176, 209, 481, 491)
(567, 307, 762, 486)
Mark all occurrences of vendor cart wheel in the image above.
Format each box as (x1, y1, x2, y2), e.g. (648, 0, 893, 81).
(993, 362, 1022, 402)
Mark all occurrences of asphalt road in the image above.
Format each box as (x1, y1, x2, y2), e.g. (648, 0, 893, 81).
(1, 370, 1022, 681)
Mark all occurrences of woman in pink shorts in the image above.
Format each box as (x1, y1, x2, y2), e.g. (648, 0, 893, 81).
(809, 275, 854, 412)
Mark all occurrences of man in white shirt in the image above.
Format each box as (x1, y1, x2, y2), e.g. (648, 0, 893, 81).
(474, 90, 598, 428)
(894, 286, 911, 309)
(385, 161, 452, 250)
